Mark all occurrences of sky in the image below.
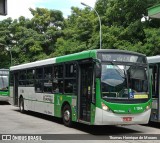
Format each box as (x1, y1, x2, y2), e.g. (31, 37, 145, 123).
(0, 0, 97, 20)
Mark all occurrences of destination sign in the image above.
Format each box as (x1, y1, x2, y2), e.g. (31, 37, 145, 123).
(98, 53, 146, 63)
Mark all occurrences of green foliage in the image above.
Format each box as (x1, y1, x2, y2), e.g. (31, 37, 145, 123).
(0, 0, 160, 68)
(141, 28, 160, 56)
(0, 8, 64, 66)
(0, 46, 10, 68)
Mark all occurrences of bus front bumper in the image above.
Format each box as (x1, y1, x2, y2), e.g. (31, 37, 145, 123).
(94, 107, 151, 125)
(0, 96, 9, 102)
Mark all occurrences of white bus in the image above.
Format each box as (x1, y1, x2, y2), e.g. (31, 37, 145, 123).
(0, 69, 9, 102)
(147, 56, 160, 122)
(9, 49, 151, 126)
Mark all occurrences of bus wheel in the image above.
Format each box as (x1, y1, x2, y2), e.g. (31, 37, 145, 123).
(19, 97, 24, 113)
(62, 104, 72, 127)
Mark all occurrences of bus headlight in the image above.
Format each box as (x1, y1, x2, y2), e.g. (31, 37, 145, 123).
(146, 105, 150, 111)
(101, 103, 109, 111)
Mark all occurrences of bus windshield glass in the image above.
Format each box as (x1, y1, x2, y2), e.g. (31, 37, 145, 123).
(101, 63, 148, 100)
(0, 76, 8, 90)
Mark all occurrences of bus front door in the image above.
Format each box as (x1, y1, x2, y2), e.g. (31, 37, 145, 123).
(79, 63, 93, 123)
(13, 73, 18, 106)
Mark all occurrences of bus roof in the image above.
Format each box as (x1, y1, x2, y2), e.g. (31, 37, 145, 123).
(10, 49, 146, 71)
(10, 50, 96, 71)
(147, 55, 160, 64)
(10, 58, 56, 71)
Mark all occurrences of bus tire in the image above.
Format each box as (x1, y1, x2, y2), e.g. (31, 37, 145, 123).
(19, 97, 24, 113)
(62, 104, 72, 127)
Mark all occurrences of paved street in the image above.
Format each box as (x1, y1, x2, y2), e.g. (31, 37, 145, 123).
(0, 102, 160, 143)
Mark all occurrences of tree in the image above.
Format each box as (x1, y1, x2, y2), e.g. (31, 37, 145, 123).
(1, 0, 160, 68)
(0, 8, 65, 66)
(93, 0, 160, 53)
(30, 8, 64, 55)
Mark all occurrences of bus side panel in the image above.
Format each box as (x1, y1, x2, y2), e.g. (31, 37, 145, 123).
(94, 78, 103, 124)
(71, 96, 77, 122)
(36, 92, 54, 116)
(18, 87, 33, 111)
(54, 94, 77, 122)
(18, 87, 55, 116)
(54, 94, 63, 117)
(150, 98, 159, 121)
(90, 103, 96, 125)
(9, 86, 14, 105)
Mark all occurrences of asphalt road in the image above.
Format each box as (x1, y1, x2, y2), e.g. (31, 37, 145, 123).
(0, 102, 160, 143)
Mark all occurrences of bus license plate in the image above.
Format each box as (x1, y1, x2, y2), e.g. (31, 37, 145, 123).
(123, 117, 132, 122)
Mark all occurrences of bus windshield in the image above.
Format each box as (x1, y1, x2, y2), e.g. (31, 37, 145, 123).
(0, 76, 8, 90)
(101, 63, 148, 100)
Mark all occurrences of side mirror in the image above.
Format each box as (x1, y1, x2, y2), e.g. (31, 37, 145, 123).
(93, 59, 101, 78)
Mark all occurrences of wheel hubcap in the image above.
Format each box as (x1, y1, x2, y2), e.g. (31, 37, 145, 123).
(64, 110, 70, 121)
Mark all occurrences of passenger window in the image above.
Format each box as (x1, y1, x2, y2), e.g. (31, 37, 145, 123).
(26, 69, 34, 86)
(53, 65, 64, 93)
(64, 63, 77, 94)
(44, 66, 52, 93)
(54, 65, 63, 78)
(150, 65, 159, 98)
(19, 70, 26, 86)
(35, 68, 43, 92)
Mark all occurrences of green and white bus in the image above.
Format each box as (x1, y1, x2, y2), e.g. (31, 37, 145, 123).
(0, 69, 9, 102)
(9, 49, 151, 126)
(147, 56, 160, 122)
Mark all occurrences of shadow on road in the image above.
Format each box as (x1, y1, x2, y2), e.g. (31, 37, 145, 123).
(13, 109, 63, 125)
(0, 101, 10, 105)
(72, 123, 141, 135)
(13, 109, 141, 135)
(143, 121, 160, 129)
